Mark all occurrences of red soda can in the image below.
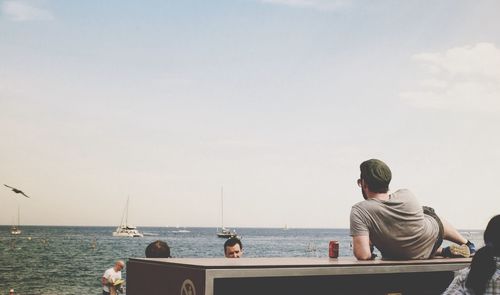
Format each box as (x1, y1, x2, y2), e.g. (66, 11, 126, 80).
(329, 241, 339, 258)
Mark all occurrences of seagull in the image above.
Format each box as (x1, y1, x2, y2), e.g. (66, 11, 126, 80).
(4, 184, 30, 198)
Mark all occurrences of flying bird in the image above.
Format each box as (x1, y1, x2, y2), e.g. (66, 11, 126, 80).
(4, 184, 30, 198)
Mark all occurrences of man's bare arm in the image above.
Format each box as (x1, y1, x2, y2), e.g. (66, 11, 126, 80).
(352, 235, 373, 260)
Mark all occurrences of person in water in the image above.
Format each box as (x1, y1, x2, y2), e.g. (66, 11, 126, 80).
(350, 159, 475, 260)
(224, 237, 243, 258)
(443, 214, 500, 295)
(145, 240, 171, 258)
(102, 260, 125, 295)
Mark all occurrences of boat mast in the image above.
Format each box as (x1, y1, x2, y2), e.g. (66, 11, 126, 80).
(125, 196, 129, 227)
(221, 186, 224, 230)
(118, 197, 127, 228)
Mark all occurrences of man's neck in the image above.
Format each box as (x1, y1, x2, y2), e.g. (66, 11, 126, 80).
(367, 192, 390, 201)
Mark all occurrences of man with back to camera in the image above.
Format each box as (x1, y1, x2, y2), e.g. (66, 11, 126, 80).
(102, 260, 125, 295)
(224, 237, 243, 258)
(350, 159, 476, 260)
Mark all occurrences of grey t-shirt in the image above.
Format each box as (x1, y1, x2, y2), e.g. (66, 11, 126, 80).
(350, 189, 439, 259)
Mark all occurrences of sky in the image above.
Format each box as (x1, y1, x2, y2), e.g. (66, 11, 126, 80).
(1, 0, 499, 229)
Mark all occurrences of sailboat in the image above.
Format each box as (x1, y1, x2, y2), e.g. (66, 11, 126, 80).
(11, 206, 22, 235)
(113, 197, 143, 237)
(216, 187, 237, 238)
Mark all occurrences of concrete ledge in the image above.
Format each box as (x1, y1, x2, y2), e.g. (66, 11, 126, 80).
(127, 257, 471, 295)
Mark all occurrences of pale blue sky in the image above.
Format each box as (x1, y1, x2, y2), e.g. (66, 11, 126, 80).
(1, 0, 499, 229)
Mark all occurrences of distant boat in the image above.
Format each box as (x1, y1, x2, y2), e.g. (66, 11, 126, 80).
(283, 224, 289, 231)
(142, 232, 159, 236)
(11, 206, 22, 235)
(217, 227, 237, 238)
(172, 229, 191, 233)
(216, 186, 237, 238)
(113, 197, 143, 238)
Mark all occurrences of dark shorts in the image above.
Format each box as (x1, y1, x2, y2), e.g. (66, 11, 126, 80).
(423, 206, 444, 257)
(103, 291, 110, 295)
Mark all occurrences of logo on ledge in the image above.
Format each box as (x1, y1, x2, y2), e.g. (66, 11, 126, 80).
(181, 279, 196, 295)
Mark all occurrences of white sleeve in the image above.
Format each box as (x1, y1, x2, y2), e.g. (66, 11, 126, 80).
(103, 269, 111, 280)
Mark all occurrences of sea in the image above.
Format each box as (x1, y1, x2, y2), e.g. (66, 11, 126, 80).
(0, 226, 484, 295)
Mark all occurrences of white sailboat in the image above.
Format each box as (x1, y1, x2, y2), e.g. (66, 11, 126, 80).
(113, 197, 143, 237)
(11, 206, 22, 235)
(172, 229, 191, 233)
(216, 186, 237, 238)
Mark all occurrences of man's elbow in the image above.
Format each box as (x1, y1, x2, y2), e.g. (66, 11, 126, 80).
(354, 250, 373, 260)
(355, 253, 372, 260)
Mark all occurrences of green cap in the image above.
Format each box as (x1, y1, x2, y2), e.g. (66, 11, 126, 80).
(360, 159, 392, 192)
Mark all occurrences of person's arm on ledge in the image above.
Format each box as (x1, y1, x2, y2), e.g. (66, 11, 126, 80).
(352, 235, 373, 260)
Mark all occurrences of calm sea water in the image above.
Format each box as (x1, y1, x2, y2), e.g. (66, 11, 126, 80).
(0, 226, 483, 295)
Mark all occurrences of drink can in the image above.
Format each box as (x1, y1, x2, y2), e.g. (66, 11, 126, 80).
(329, 241, 339, 258)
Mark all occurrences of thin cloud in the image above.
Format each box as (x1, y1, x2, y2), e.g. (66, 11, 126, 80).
(2, 0, 54, 21)
(401, 43, 500, 113)
(259, 0, 350, 11)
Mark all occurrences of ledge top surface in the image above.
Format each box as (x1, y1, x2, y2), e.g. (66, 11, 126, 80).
(129, 257, 471, 269)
